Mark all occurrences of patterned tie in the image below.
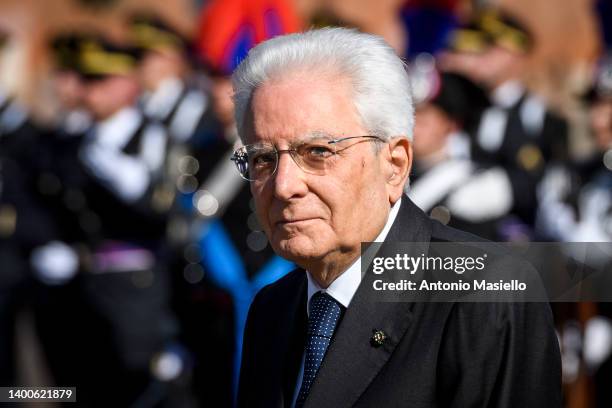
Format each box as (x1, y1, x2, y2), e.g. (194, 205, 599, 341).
(295, 291, 343, 407)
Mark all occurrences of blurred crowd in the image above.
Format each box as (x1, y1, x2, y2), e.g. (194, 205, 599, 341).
(0, 0, 610, 407)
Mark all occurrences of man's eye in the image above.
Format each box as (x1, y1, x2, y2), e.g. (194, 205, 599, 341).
(251, 152, 276, 168)
(303, 145, 334, 160)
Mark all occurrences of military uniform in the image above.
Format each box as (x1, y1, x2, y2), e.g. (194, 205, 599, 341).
(537, 152, 611, 242)
(473, 80, 569, 236)
(409, 70, 507, 240)
(27, 34, 186, 407)
(131, 16, 237, 406)
(535, 56, 612, 243)
(445, 9, 570, 239)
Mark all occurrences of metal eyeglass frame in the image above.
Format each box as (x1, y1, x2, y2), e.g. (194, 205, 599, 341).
(230, 135, 385, 181)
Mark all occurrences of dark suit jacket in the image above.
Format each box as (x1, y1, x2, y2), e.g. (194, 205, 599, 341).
(238, 197, 561, 408)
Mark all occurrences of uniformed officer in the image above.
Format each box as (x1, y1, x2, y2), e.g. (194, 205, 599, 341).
(536, 56, 612, 243)
(26, 34, 94, 289)
(36, 33, 185, 407)
(49, 33, 93, 137)
(129, 14, 228, 244)
(441, 8, 570, 240)
(408, 65, 510, 240)
(129, 15, 237, 406)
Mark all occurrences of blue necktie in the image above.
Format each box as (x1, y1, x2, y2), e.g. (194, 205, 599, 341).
(295, 291, 343, 407)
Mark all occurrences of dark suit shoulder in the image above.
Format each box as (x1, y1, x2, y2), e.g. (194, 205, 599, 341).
(430, 218, 488, 243)
(429, 218, 550, 304)
(248, 269, 306, 321)
(429, 218, 519, 259)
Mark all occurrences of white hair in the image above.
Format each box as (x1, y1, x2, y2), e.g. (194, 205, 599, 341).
(232, 27, 414, 142)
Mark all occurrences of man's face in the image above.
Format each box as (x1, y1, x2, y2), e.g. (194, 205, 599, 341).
(212, 76, 235, 128)
(244, 71, 394, 269)
(590, 99, 612, 150)
(139, 49, 185, 91)
(53, 71, 85, 110)
(438, 47, 521, 90)
(437, 50, 486, 84)
(413, 103, 455, 159)
(83, 75, 139, 120)
(475, 46, 522, 88)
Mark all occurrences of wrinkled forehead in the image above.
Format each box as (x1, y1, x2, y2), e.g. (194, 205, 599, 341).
(242, 71, 362, 146)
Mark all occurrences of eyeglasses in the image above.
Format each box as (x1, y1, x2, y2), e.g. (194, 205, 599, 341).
(231, 135, 385, 181)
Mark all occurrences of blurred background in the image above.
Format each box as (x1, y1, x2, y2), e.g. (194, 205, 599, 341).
(0, 0, 610, 407)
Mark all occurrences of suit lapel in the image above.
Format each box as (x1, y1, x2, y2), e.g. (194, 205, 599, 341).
(304, 198, 432, 408)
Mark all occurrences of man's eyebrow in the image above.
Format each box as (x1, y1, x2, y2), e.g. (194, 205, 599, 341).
(248, 131, 336, 147)
(299, 131, 335, 142)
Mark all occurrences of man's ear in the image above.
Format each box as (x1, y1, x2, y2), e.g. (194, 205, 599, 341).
(385, 137, 412, 203)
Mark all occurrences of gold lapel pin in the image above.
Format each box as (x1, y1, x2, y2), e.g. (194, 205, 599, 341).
(370, 329, 387, 347)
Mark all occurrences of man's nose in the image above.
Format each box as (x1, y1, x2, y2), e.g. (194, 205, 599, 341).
(270, 151, 308, 200)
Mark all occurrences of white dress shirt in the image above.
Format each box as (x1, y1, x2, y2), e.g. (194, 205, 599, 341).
(291, 197, 402, 406)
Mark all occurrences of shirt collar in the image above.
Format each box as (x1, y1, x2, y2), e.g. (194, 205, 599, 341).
(143, 77, 184, 120)
(92, 106, 142, 148)
(491, 80, 524, 108)
(63, 109, 92, 136)
(306, 197, 402, 314)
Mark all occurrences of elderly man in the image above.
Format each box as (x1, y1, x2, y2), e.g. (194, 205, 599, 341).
(232, 28, 560, 408)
